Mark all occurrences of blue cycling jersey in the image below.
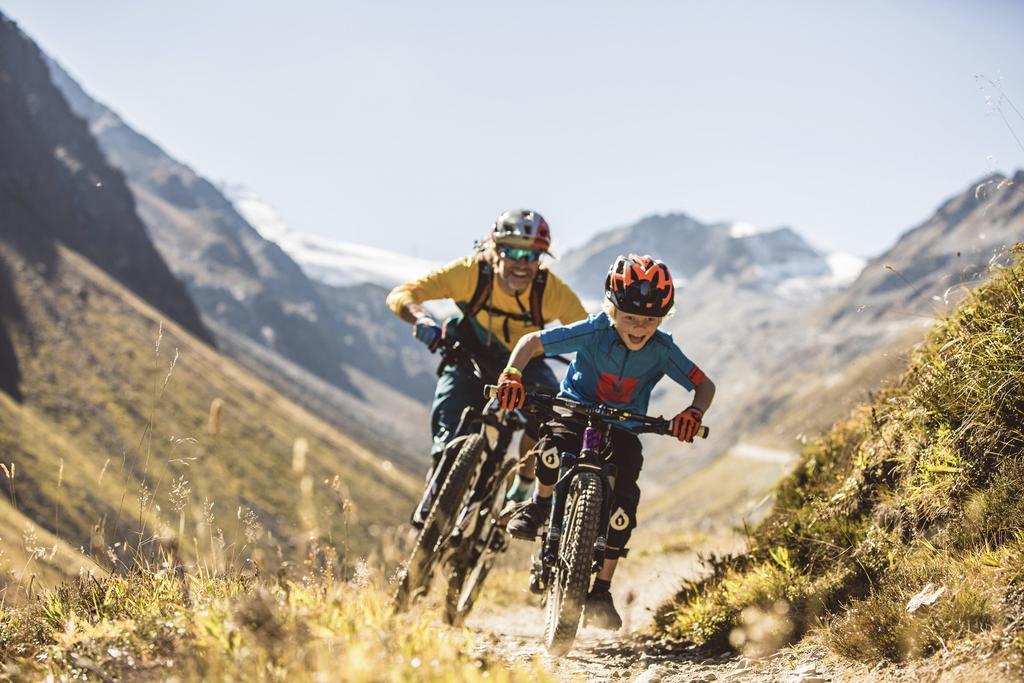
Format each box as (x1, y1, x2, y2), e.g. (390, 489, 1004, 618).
(538, 312, 705, 428)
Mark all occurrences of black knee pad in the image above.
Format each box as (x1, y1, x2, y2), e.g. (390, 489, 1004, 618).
(606, 498, 638, 559)
(532, 440, 565, 487)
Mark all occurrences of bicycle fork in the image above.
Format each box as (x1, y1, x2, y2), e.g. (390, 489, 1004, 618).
(530, 425, 618, 594)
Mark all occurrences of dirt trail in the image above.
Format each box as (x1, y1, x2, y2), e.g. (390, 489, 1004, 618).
(467, 552, 718, 681)
(467, 551, 850, 682)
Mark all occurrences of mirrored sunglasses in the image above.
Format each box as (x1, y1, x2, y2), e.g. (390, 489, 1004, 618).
(498, 247, 543, 262)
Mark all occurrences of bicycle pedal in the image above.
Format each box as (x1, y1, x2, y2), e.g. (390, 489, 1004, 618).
(497, 500, 518, 525)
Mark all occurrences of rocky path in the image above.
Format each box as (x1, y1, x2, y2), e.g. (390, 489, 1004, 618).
(467, 551, 843, 682)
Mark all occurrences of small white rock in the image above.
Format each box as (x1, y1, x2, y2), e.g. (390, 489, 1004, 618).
(632, 664, 666, 683)
(906, 583, 947, 613)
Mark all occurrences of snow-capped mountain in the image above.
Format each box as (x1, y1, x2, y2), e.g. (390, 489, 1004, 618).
(223, 184, 439, 289)
(554, 214, 864, 302)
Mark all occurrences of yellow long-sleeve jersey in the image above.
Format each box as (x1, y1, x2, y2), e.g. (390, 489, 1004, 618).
(386, 254, 589, 351)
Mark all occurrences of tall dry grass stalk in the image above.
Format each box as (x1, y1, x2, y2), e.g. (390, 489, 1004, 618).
(207, 397, 223, 435)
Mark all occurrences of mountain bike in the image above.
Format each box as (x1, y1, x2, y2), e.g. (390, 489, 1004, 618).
(484, 385, 709, 655)
(393, 336, 564, 620)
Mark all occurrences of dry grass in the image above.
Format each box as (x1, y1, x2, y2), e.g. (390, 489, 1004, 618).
(0, 562, 551, 681)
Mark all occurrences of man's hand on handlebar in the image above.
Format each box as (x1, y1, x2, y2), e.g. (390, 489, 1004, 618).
(670, 406, 704, 443)
(413, 316, 443, 352)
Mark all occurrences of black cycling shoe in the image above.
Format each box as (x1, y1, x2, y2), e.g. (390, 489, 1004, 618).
(583, 590, 623, 630)
(506, 500, 551, 540)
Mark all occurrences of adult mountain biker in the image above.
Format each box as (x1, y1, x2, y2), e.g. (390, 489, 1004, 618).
(386, 209, 588, 527)
(497, 253, 716, 630)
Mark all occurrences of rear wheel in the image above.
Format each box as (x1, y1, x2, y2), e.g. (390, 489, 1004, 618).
(543, 472, 602, 656)
(394, 434, 483, 611)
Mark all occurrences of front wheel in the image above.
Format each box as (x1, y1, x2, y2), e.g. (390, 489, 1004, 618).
(394, 434, 483, 611)
(544, 472, 602, 656)
(443, 458, 516, 626)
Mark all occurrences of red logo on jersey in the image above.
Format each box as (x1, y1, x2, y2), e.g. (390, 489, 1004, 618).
(596, 372, 638, 404)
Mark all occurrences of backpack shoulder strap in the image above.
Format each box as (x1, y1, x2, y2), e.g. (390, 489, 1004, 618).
(464, 254, 493, 318)
(528, 268, 548, 328)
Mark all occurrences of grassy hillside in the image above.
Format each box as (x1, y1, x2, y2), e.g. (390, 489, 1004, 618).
(655, 244, 1024, 668)
(0, 240, 418, 600)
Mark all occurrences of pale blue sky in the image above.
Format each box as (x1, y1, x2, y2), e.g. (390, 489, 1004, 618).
(4, 1, 1023, 259)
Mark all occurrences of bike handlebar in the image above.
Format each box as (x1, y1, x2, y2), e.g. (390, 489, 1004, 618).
(483, 385, 710, 439)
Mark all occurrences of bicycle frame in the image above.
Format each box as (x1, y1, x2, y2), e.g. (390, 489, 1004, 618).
(450, 400, 526, 543)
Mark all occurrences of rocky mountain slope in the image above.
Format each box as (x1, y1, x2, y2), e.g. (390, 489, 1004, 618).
(673, 176, 1022, 530)
(0, 13, 418, 591)
(0, 15, 208, 346)
(736, 172, 1024, 450)
(44, 53, 436, 472)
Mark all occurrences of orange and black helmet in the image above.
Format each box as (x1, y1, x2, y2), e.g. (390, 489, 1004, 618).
(604, 254, 675, 317)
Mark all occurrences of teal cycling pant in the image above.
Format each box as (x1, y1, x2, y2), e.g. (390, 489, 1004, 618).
(429, 356, 558, 459)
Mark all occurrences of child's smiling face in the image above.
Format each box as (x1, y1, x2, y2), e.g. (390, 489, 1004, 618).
(611, 308, 662, 350)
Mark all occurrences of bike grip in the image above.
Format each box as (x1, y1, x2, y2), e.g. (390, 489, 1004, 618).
(483, 384, 499, 399)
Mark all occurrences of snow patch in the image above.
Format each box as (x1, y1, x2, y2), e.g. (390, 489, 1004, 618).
(729, 221, 763, 238)
(221, 183, 439, 288)
(223, 183, 290, 242)
(826, 252, 866, 286)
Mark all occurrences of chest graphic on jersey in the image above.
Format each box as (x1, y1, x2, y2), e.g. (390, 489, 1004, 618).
(596, 372, 638, 404)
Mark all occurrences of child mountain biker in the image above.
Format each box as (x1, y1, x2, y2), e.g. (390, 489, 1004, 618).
(497, 254, 715, 630)
(386, 209, 588, 527)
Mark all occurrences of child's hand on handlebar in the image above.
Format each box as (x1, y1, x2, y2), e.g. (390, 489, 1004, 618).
(497, 368, 526, 410)
(670, 406, 704, 442)
(413, 316, 443, 352)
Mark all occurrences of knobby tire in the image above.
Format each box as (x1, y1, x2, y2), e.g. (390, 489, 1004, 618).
(544, 472, 602, 655)
(394, 434, 483, 611)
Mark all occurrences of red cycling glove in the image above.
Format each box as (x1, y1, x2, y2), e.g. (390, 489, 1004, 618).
(670, 406, 704, 442)
(497, 369, 525, 410)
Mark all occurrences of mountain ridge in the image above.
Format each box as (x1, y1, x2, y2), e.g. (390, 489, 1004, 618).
(0, 14, 209, 346)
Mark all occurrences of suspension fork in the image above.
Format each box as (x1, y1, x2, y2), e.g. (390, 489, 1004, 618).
(542, 422, 613, 570)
